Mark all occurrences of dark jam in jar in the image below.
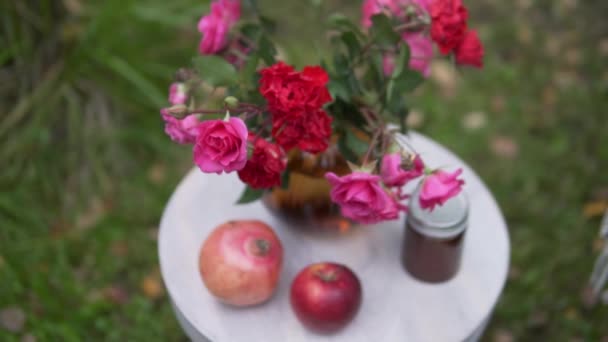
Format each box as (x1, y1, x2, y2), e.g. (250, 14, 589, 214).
(402, 188, 468, 283)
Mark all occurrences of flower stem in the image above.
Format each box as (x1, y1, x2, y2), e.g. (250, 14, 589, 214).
(363, 128, 383, 165)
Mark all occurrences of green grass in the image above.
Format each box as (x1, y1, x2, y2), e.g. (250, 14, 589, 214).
(1, 0, 607, 340)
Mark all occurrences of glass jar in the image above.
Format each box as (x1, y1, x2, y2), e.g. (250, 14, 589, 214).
(402, 186, 469, 283)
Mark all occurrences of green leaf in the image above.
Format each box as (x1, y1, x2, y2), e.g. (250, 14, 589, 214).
(258, 36, 277, 65)
(240, 22, 263, 40)
(341, 31, 361, 58)
(370, 14, 400, 48)
(280, 170, 290, 189)
(192, 55, 238, 87)
(391, 43, 410, 79)
(327, 98, 366, 127)
(241, 52, 260, 84)
(396, 69, 424, 92)
(397, 108, 409, 133)
(344, 129, 369, 156)
(385, 70, 421, 122)
(259, 15, 277, 32)
(328, 14, 364, 37)
(338, 133, 359, 163)
(328, 77, 351, 100)
(387, 69, 423, 106)
(236, 185, 265, 204)
(364, 53, 385, 91)
(333, 52, 350, 76)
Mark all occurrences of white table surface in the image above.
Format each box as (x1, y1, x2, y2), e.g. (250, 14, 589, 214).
(158, 132, 510, 342)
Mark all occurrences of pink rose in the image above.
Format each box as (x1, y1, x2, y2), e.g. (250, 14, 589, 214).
(383, 33, 434, 77)
(419, 168, 465, 210)
(161, 109, 199, 144)
(404, 33, 434, 76)
(362, 0, 398, 28)
(380, 153, 425, 187)
(361, 0, 432, 28)
(198, 0, 241, 54)
(325, 172, 401, 224)
(169, 83, 187, 105)
(193, 117, 248, 174)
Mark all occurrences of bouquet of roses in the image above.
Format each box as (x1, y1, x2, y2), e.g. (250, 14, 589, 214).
(160, 0, 483, 224)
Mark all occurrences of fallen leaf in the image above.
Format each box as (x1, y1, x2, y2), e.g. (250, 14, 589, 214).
(516, 0, 532, 10)
(517, 26, 533, 45)
(564, 307, 579, 320)
(558, 0, 578, 10)
(147, 163, 166, 185)
(430, 61, 457, 98)
(601, 335, 608, 342)
(508, 266, 521, 280)
(141, 272, 164, 300)
(75, 197, 107, 231)
(583, 201, 607, 218)
(581, 285, 598, 308)
(406, 109, 425, 129)
(50, 219, 70, 239)
(86, 289, 104, 303)
(527, 311, 548, 329)
(103, 285, 130, 305)
(491, 95, 506, 113)
(565, 48, 582, 66)
(491, 136, 519, 159)
(21, 333, 36, 342)
(493, 329, 514, 342)
(542, 87, 557, 108)
(553, 70, 579, 89)
(148, 227, 159, 241)
(591, 187, 608, 201)
(544, 37, 561, 57)
(0, 307, 26, 333)
(62, 0, 83, 15)
(593, 238, 605, 253)
(600, 39, 608, 57)
(462, 111, 487, 131)
(110, 240, 128, 257)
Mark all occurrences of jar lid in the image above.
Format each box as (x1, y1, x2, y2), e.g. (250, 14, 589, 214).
(408, 185, 469, 239)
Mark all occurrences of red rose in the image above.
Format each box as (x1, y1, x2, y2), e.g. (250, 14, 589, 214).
(430, 0, 468, 54)
(259, 62, 296, 101)
(272, 109, 332, 153)
(238, 135, 287, 189)
(259, 62, 332, 115)
(455, 30, 483, 68)
(259, 62, 333, 153)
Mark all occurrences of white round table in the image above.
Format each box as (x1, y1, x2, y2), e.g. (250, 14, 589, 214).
(159, 132, 510, 342)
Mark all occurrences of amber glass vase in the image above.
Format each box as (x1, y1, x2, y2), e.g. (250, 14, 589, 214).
(261, 144, 352, 230)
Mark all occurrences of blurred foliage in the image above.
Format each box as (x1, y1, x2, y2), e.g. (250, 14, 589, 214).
(0, 0, 607, 340)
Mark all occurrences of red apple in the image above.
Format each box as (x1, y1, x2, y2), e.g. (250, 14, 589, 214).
(290, 262, 362, 333)
(199, 220, 283, 306)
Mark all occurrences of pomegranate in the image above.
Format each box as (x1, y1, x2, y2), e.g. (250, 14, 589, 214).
(199, 220, 283, 306)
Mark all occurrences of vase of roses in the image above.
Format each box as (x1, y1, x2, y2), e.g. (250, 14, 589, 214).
(160, 0, 483, 230)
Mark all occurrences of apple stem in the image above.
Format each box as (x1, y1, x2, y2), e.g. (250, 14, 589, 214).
(314, 269, 337, 282)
